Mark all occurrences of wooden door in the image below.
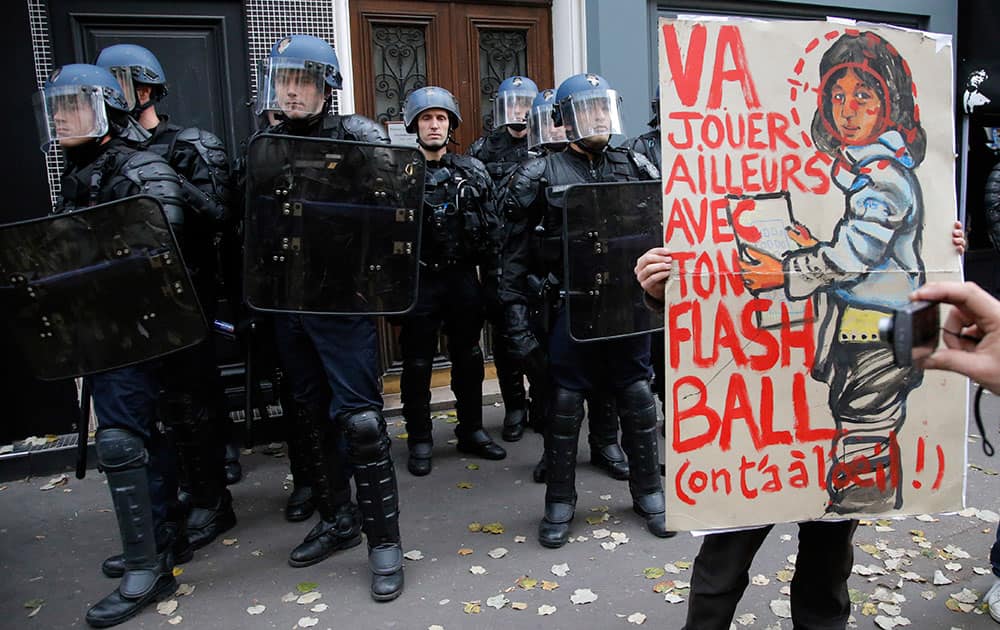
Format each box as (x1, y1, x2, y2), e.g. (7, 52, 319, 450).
(351, 0, 553, 376)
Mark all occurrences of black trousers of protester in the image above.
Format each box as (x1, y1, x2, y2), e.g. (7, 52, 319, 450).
(683, 519, 859, 630)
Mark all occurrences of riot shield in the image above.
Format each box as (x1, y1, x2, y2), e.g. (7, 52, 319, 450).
(0, 196, 206, 380)
(244, 134, 424, 315)
(562, 180, 664, 342)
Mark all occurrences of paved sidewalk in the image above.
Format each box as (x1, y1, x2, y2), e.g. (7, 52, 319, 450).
(0, 395, 999, 629)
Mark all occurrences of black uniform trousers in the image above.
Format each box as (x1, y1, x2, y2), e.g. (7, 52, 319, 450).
(684, 519, 858, 630)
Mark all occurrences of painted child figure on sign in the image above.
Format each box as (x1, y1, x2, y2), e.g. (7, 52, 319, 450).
(739, 31, 927, 515)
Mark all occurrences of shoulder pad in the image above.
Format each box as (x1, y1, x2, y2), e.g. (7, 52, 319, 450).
(121, 151, 185, 225)
(630, 149, 660, 179)
(176, 127, 229, 168)
(448, 153, 490, 182)
(341, 114, 388, 143)
(466, 136, 487, 159)
(504, 157, 547, 217)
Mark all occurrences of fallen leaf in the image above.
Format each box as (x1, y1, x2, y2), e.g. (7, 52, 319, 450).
(482, 522, 505, 534)
(538, 604, 557, 616)
(488, 547, 508, 559)
(511, 602, 528, 610)
(664, 593, 685, 604)
(735, 613, 757, 626)
(517, 576, 538, 590)
(775, 569, 794, 582)
(586, 513, 610, 525)
(281, 593, 297, 603)
(251, 549, 263, 557)
(848, 588, 867, 604)
(468, 522, 482, 532)
(592, 528, 611, 539)
(664, 563, 681, 574)
(463, 601, 481, 614)
(23, 599, 43, 610)
(769, 599, 791, 619)
(551, 563, 570, 577)
(950, 588, 978, 604)
(644, 567, 666, 580)
(675, 561, 692, 569)
(157, 600, 179, 616)
(943, 545, 971, 559)
(601, 541, 617, 551)
(541, 580, 559, 591)
(944, 562, 962, 571)
(404, 550, 424, 561)
(39, 474, 68, 491)
(175, 583, 195, 597)
(297, 592, 321, 605)
(570, 588, 598, 605)
(168, 615, 182, 625)
(470, 565, 487, 575)
(920, 591, 934, 600)
(296, 582, 318, 594)
(878, 603, 901, 616)
(652, 580, 673, 593)
(466, 463, 480, 470)
(514, 536, 526, 544)
(310, 604, 327, 613)
(456, 482, 473, 489)
(915, 514, 938, 522)
(395, 432, 408, 440)
(899, 571, 925, 583)
(221, 538, 238, 546)
(611, 532, 630, 544)
(429, 626, 444, 630)
(486, 594, 509, 610)
(297, 617, 319, 628)
(974, 567, 992, 575)
(932, 570, 953, 585)
(752, 574, 770, 586)
(457, 548, 473, 556)
(627, 612, 647, 625)
(600, 494, 612, 500)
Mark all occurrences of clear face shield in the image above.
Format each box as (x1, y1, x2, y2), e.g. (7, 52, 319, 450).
(527, 103, 566, 149)
(33, 85, 109, 152)
(256, 58, 328, 119)
(559, 89, 624, 143)
(108, 67, 137, 111)
(493, 90, 534, 128)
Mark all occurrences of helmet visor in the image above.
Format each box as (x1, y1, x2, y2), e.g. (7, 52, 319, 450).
(108, 66, 137, 111)
(256, 58, 328, 117)
(492, 90, 534, 128)
(559, 89, 623, 142)
(527, 104, 566, 149)
(34, 85, 109, 152)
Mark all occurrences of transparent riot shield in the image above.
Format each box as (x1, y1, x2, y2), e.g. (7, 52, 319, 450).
(0, 196, 206, 380)
(244, 134, 424, 314)
(562, 180, 664, 342)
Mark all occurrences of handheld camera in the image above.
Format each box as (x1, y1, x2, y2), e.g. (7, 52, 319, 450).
(878, 300, 940, 367)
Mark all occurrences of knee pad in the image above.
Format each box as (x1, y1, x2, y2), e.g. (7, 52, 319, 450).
(95, 428, 148, 472)
(549, 387, 585, 435)
(343, 409, 389, 462)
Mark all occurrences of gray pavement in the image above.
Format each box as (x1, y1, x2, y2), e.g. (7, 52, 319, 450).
(1, 392, 999, 630)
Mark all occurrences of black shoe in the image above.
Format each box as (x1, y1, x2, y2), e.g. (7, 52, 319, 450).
(289, 506, 363, 568)
(538, 502, 574, 548)
(590, 443, 630, 480)
(501, 408, 527, 442)
(285, 485, 315, 522)
(633, 492, 675, 539)
(101, 535, 194, 579)
(224, 443, 242, 485)
(456, 429, 506, 460)
(532, 456, 547, 483)
(369, 543, 404, 601)
(407, 442, 433, 476)
(187, 493, 237, 550)
(86, 559, 177, 627)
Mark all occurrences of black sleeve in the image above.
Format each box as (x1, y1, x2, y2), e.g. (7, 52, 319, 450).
(498, 157, 547, 310)
(172, 128, 233, 225)
(120, 151, 186, 235)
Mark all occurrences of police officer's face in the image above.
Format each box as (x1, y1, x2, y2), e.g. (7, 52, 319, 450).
(576, 99, 611, 141)
(52, 94, 96, 147)
(417, 109, 450, 148)
(275, 69, 325, 118)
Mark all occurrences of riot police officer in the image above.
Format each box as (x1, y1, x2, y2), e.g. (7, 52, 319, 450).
(398, 86, 506, 476)
(467, 75, 537, 441)
(249, 34, 403, 601)
(35, 63, 187, 627)
(95, 43, 238, 558)
(500, 73, 674, 547)
(520, 89, 629, 485)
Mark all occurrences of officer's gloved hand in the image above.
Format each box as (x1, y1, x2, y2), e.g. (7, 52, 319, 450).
(504, 304, 544, 374)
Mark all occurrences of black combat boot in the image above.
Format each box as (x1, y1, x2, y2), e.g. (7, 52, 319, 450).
(224, 442, 242, 485)
(102, 504, 193, 579)
(452, 346, 506, 460)
(344, 410, 404, 601)
(401, 358, 434, 476)
(289, 404, 362, 567)
(538, 388, 585, 548)
(285, 406, 315, 522)
(586, 391, 630, 480)
(495, 348, 527, 442)
(87, 429, 177, 628)
(618, 380, 675, 539)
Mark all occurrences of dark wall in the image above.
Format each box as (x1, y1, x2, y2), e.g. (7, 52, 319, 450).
(0, 2, 55, 222)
